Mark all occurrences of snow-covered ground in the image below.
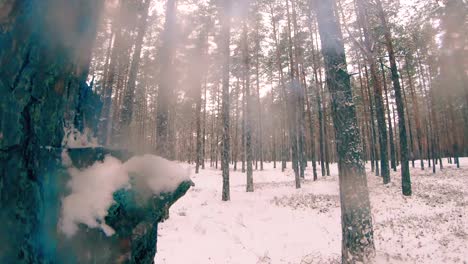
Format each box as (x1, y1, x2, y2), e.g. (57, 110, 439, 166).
(155, 159, 468, 264)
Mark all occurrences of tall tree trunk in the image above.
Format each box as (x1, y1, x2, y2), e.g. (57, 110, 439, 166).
(111, 47, 131, 144)
(195, 30, 208, 174)
(356, 55, 373, 169)
(286, 0, 301, 188)
(291, 0, 306, 179)
(156, 0, 177, 159)
(100, 27, 122, 145)
(271, 85, 278, 169)
(100, 30, 115, 96)
(315, 1, 375, 262)
(406, 55, 424, 170)
(202, 77, 208, 169)
(0, 0, 102, 261)
(392, 105, 399, 166)
(312, 22, 331, 177)
(322, 86, 331, 176)
(120, 0, 150, 146)
(380, 58, 396, 172)
(242, 76, 246, 173)
(318, 90, 326, 176)
(365, 65, 380, 176)
(303, 72, 318, 180)
(376, 2, 413, 192)
(416, 51, 431, 168)
(400, 62, 416, 168)
(356, 0, 390, 183)
(242, 20, 254, 192)
(306, 13, 327, 177)
(233, 79, 240, 171)
(255, 34, 264, 171)
(268, 2, 288, 172)
(220, 0, 231, 201)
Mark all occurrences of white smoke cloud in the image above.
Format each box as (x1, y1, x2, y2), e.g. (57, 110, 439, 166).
(59, 154, 190, 238)
(124, 154, 191, 195)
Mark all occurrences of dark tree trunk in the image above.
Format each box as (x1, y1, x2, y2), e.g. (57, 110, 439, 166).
(242, 21, 254, 192)
(268, 2, 288, 172)
(406, 55, 424, 170)
(156, 0, 177, 159)
(356, 0, 390, 183)
(0, 0, 102, 261)
(233, 79, 240, 171)
(120, 0, 150, 147)
(322, 88, 331, 176)
(291, 0, 306, 179)
(392, 105, 400, 166)
(318, 91, 326, 176)
(202, 78, 208, 169)
(356, 53, 371, 167)
(376, 0, 411, 194)
(285, 0, 301, 188)
(380, 58, 396, 172)
(315, 1, 375, 262)
(364, 65, 380, 176)
(220, 0, 231, 201)
(304, 75, 318, 180)
(100, 28, 122, 145)
(306, 14, 327, 178)
(195, 30, 208, 174)
(242, 76, 246, 173)
(255, 31, 264, 171)
(100, 30, 115, 96)
(370, 61, 389, 183)
(400, 62, 416, 168)
(271, 87, 278, 169)
(313, 20, 331, 177)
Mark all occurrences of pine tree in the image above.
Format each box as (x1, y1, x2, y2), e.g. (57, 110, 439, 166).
(195, 26, 209, 174)
(315, 0, 375, 262)
(221, 0, 232, 201)
(120, 0, 151, 147)
(376, 0, 411, 195)
(156, 0, 177, 159)
(0, 0, 102, 261)
(242, 16, 254, 192)
(356, 0, 390, 183)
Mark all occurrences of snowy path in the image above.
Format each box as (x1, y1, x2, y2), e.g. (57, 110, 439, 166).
(155, 159, 468, 264)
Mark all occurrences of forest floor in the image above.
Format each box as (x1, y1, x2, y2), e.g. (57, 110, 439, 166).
(155, 158, 468, 264)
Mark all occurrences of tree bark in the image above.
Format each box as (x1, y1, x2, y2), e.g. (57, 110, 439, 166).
(120, 0, 150, 146)
(268, 2, 288, 172)
(156, 0, 177, 159)
(195, 30, 208, 174)
(285, 0, 301, 188)
(356, 0, 390, 183)
(254, 18, 264, 171)
(242, 20, 254, 192)
(315, 1, 375, 262)
(0, 0, 102, 261)
(380, 58, 396, 172)
(375, 0, 411, 193)
(400, 62, 416, 168)
(364, 65, 380, 176)
(406, 55, 424, 170)
(221, 0, 231, 201)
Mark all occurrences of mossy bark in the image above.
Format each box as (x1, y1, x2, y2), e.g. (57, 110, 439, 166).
(315, 0, 375, 262)
(0, 1, 102, 262)
(0, 1, 191, 263)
